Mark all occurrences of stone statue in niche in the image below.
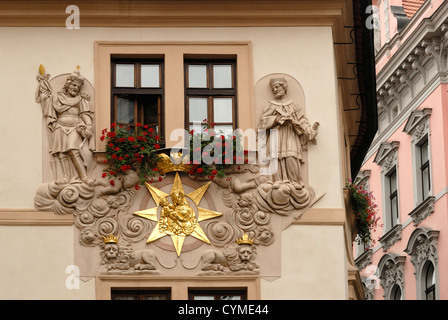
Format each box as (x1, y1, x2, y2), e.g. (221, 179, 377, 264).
(199, 234, 259, 274)
(35, 65, 95, 186)
(99, 235, 158, 273)
(256, 77, 319, 214)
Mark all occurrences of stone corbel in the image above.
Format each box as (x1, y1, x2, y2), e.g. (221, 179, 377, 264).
(355, 248, 372, 271)
(379, 224, 402, 251)
(411, 59, 427, 84)
(409, 196, 435, 226)
(423, 38, 448, 73)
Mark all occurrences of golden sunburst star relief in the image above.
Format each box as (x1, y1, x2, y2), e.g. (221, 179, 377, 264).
(134, 172, 222, 256)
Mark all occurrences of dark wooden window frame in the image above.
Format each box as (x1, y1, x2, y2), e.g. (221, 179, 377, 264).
(184, 59, 237, 132)
(111, 58, 165, 143)
(188, 288, 247, 300)
(111, 288, 171, 300)
(425, 262, 436, 300)
(388, 168, 398, 228)
(419, 138, 430, 201)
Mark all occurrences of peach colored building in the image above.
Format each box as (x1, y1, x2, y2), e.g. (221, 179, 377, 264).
(355, 0, 448, 300)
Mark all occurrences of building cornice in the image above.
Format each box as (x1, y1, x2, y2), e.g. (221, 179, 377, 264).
(376, 3, 448, 87)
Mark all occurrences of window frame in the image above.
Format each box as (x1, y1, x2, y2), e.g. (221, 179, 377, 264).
(424, 262, 436, 300)
(387, 167, 399, 229)
(111, 58, 165, 141)
(188, 288, 247, 300)
(111, 288, 171, 300)
(184, 59, 237, 132)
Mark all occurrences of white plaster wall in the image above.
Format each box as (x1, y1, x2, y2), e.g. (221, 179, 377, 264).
(261, 225, 347, 299)
(0, 26, 344, 299)
(0, 225, 95, 299)
(0, 26, 342, 209)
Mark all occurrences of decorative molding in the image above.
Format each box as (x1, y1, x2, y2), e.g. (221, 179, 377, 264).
(403, 108, 432, 143)
(361, 276, 375, 300)
(0, 209, 73, 226)
(355, 169, 371, 191)
(378, 253, 406, 299)
(409, 196, 435, 226)
(373, 141, 399, 174)
(355, 248, 373, 271)
(96, 275, 261, 300)
(379, 224, 402, 251)
(404, 227, 439, 275)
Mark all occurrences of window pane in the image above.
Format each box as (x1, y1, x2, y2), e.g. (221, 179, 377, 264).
(389, 171, 397, 192)
(213, 98, 233, 123)
(392, 285, 402, 300)
(116, 97, 135, 124)
(193, 295, 215, 300)
(189, 124, 208, 134)
(116, 64, 135, 87)
(142, 295, 168, 300)
(189, 97, 208, 123)
(426, 263, 435, 287)
(214, 125, 233, 137)
(213, 64, 232, 88)
(220, 295, 242, 300)
(420, 140, 429, 164)
(141, 64, 160, 88)
(142, 96, 160, 125)
(391, 195, 398, 224)
(422, 167, 430, 199)
(112, 294, 138, 300)
(188, 65, 208, 88)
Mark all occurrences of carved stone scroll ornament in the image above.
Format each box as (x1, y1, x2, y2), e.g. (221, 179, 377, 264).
(256, 77, 319, 215)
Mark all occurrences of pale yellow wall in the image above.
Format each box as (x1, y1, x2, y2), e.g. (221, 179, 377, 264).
(0, 225, 95, 299)
(0, 26, 345, 299)
(0, 25, 342, 209)
(261, 225, 347, 300)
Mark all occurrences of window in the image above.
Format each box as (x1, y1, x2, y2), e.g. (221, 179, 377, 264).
(189, 289, 246, 300)
(112, 59, 164, 140)
(390, 284, 402, 300)
(185, 60, 236, 136)
(387, 168, 399, 228)
(111, 289, 171, 300)
(419, 138, 430, 200)
(425, 262, 436, 300)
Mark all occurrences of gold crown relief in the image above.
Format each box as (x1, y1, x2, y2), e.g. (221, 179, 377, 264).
(236, 233, 255, 245)
(103, 234, 119, 244)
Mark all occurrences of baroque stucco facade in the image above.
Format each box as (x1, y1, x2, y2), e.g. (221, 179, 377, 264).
(355, 0, 448, 300)
(0, 1, 376, 300)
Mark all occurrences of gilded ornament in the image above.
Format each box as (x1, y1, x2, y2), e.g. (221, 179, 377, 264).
(103, 234, 119, 244)
(236, 233, 255, 245)
(134, 172, 223, 256)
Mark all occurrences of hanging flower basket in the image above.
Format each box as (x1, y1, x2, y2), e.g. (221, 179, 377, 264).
(346, 181, 380, 245)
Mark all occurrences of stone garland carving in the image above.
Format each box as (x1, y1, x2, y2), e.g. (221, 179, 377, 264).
(34, 70, 320, 276)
